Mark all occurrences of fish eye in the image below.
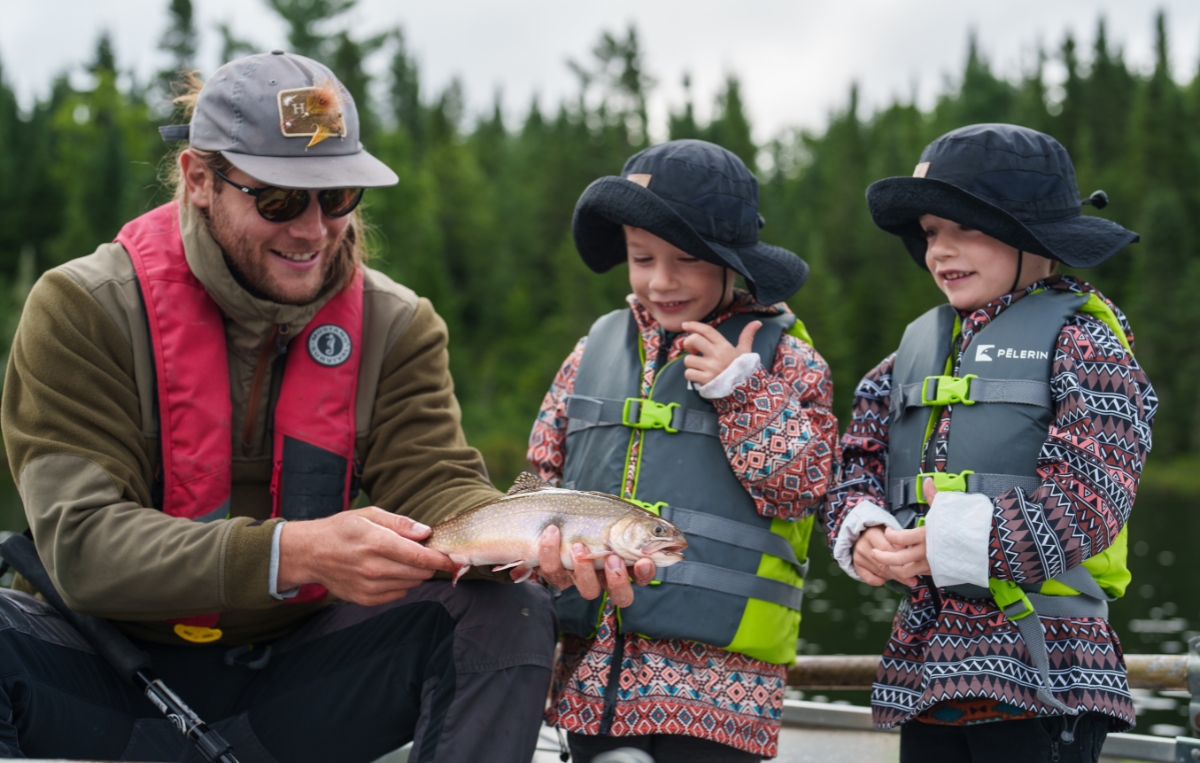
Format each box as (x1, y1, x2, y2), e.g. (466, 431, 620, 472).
(654, 526, 665, 536)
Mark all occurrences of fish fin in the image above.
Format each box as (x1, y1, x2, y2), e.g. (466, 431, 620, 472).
(510, 568, 535, 584)
(491, 561, 524, 572)
(452, 564, 471, 585)
(506, 471, 553, 495)
(579, 551, 610, 561)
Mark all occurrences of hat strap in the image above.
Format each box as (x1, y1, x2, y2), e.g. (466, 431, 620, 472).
(1010, 250, 1024, 294)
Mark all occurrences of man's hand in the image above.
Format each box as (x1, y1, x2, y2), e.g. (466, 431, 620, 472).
(681, 320, 761, 387)
(531, 525, 655, 607)
(277, 508, 458, 607)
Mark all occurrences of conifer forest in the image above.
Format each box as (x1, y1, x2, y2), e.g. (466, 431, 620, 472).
(1, 0, 1199, 496)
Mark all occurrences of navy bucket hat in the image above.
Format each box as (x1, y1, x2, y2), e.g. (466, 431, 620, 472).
(572, 139, 809, 305)
(866, 123, 1137, 269)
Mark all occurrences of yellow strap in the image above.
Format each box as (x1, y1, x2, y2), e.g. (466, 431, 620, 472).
(787, 318, 815, 347)
(173, 623, 223, 643)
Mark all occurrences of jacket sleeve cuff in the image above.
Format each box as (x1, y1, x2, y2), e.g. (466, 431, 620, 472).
(222, 517, 286, 609)
(925, 491, 993, 589)
(832, 500, 902, 582)
(269, 521, 300, 601)
(698, 352, 761, 400)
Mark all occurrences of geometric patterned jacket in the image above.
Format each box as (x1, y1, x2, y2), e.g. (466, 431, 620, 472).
(821, 276, 1157, 730)
(529, 290, 839, 757)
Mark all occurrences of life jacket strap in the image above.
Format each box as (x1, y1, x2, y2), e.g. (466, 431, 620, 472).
(654, 561, 805, 611)
(564, 394, 720, 438)
(658, 505, 808, 577)
(888, 472, 1043, 509)
(890, 376, 1054, 416)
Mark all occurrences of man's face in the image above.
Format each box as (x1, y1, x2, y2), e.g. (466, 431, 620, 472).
(624, 225, 730, 332)
(184, 153, 351, 305)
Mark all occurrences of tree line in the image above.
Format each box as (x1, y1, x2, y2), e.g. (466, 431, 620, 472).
(1, 1, 1198, 488)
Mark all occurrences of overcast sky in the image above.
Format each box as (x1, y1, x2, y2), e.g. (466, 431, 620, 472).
(3, 1, 1199, 142)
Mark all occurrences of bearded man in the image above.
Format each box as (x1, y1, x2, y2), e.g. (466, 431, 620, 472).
(0, 51, 647, 762)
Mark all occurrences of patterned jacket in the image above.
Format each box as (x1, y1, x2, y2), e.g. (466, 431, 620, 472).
(821, 276, 1157, 730)
(529, 290, 838, 757)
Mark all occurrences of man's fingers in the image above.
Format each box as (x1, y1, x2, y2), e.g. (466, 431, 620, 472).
(736, 321, 762, 354)
(604, 554, 634, 607)
(362, 507, 433, 540)
(538, 525, 564, 576)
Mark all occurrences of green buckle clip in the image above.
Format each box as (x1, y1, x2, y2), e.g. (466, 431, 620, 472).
(989, 578, 1035, 620)
(628, 499, 668, 516)
(915, 470, 974, 503)
(622, 398, 680, 433)
(921, 374, 978, 406)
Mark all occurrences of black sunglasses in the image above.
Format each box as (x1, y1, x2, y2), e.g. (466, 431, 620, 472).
(211, 167, 364, 223)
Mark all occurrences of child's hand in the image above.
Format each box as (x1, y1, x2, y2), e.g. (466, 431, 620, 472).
(681, 320, 761, 386)
(873, 526, 930, 585)
(852, 526, 899, 586)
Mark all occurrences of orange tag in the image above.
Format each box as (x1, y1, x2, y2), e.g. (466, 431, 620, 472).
(625, 173, 652, 188)
(173, 623, 223, 643)
(913, 162, 930, 178)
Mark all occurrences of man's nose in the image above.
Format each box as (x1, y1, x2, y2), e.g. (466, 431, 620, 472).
(284, 194, 329, 242)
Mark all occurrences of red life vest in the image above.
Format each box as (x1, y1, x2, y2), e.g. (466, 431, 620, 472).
(116, 202, 362, 642)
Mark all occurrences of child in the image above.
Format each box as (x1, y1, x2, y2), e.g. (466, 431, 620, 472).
(529, 139, 838, 762)
(822, 124, 1156, 763)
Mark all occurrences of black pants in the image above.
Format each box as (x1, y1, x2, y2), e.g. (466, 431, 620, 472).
(568, 732, 761, 763)
(0, 581, 556, 762)
(900, 713, 1110, 763)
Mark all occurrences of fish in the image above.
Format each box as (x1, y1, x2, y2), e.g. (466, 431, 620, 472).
(426, 472, 688, 584)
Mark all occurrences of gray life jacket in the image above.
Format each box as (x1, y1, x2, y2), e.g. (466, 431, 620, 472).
(553, 308, 814, 665)
(886, 288, 1131, 714)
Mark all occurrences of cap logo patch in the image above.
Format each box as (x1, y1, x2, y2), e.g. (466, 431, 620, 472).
(308, 325, 352, 367)
(625, 173, 652, 188)
(913, 162, 930, 178)
(278, 79, 346, 148)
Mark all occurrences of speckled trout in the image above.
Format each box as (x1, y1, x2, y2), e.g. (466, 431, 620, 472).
(427, 472, 687, 583)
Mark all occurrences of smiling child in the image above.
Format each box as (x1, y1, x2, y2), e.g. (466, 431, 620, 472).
(529, 140, 838, 762)
(822, 124, 1157, 763)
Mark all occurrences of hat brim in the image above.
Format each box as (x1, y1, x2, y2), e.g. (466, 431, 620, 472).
(222, 148, 399, 190)
(573, 176, 808, 304)
(867, 176, 1138, 269)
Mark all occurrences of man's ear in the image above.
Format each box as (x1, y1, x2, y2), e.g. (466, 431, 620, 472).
(180, 150, 215, 210)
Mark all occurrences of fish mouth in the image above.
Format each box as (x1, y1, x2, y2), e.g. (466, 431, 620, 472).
(640, 542, 686, 558)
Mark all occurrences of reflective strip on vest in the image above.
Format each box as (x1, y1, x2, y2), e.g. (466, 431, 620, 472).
(117, 202, 363, 630)
(555, 308, 812, 665)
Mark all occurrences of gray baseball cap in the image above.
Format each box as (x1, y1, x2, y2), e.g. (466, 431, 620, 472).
(160, 50, 398, 189)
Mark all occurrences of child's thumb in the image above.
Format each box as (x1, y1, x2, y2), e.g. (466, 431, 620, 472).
(922, 477, 938, 505)
(737, 321, 762, 354)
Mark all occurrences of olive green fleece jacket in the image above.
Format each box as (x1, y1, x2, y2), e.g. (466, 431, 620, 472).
(1, 202, 502, 644)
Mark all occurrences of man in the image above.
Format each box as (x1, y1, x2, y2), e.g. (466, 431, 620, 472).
(0, 51, 649, 762)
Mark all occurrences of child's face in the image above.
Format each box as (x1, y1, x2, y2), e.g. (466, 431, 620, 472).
(624, 226, 731, 332)
(920, 214, 1055, 311)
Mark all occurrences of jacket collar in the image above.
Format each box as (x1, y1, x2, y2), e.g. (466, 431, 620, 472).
(178, 201, 336, 337)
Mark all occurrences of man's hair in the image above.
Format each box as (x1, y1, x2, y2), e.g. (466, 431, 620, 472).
(160, 71, 368, 292)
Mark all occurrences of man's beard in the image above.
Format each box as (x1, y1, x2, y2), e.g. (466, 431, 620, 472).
(202, 195, 342, 306)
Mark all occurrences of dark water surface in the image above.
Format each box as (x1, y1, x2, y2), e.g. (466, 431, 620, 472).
(795, 484, 1197, 736)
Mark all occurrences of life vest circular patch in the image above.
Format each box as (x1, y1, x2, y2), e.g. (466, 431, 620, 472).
(307, 324, 352, 367)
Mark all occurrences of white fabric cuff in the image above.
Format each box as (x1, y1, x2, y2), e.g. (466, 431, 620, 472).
(697, 352, 761, 400)
(269, 521, 300, 601)
(925, 491, 993, 589)
(832, 500, 903, 582)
